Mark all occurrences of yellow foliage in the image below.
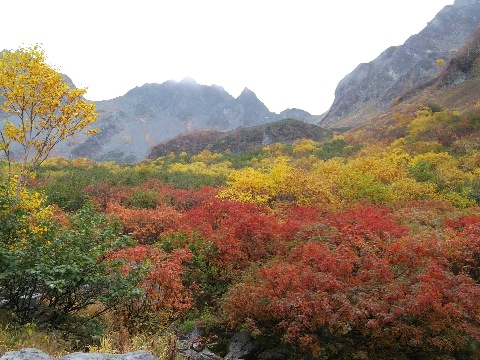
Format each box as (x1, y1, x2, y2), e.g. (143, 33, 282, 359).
(99, 161, 122, 173)
(292, 138, 318, 155)
(0, 46, 98, 191)
(168, 160, 232, 177)
(409, 141, 444, 155)
(441, 191, 476, 208)
(412, 152, 452, 166)
(331, 165, 387, 204)
(279, 169, 323, 205)
(435, 58, 445, 67)
(41, 157, 71, 168)
(461, 154, 480, 171)
(390, 137, 407, 151)
(169, 162, 206, 173)
(437, 163, 473, 190)
(191, 150, 222, 163)
(217, 141, 477, 209)
(219, 167, 277, 205)
(85, 128, 99, 135)
(70, 157, 95, 169)
(386, 178, 438, 203)
(262, 143, 288, 157)
(0, 178, 53, 242)
(407, 107, 434, 138)
(350, 150, 411, 184)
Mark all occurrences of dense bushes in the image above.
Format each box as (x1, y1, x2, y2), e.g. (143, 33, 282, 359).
(1, 106, 479, 357)
(223, 206, 480, 359)
(78, 179, 480, 358)
(0, 182, 142, 337)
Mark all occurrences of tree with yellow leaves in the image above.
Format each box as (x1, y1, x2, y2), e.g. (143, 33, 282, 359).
(0, 46, 98, 193)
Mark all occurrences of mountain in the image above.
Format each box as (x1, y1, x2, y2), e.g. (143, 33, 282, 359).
(147, 118, 333, 159)
(348, 27, 480, 142)
(60, 79, 275, 162)
(320, 0, 480, 128)
(55, 79, 321, 163)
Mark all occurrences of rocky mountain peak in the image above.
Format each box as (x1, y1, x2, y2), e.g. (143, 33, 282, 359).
(237, 87, 255, 96)
(236, 87, 264, 106)
(57, 79, 281, 163)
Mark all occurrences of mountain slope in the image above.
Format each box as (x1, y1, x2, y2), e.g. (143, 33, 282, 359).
(348, 28, 480, 143)
(147, 118, 333, 158)
(398, 27, 480, 112)
(321, 0, 480, 128)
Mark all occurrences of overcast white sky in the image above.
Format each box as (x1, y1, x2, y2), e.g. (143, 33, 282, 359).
(2, 0, 454, 115)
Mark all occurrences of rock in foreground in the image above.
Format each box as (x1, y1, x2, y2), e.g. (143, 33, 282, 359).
(0, 349, 159, 360)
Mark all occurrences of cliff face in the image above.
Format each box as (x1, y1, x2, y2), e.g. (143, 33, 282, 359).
(321, 0, 480, 128)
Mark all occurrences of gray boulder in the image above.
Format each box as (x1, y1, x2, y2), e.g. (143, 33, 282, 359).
(1, 349, 52, 360)
(0, 350, 159, 360)
(176, 328, 222, 360)
(59, 351, 158, 360)
(224, 332, 260, 360)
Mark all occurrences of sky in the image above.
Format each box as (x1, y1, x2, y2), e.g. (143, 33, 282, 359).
(2, 0, 454, 115)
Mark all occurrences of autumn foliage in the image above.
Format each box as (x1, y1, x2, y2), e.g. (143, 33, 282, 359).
(82, 178, 480, 358)
(2, 103, 479, 357)
(223, 207, 480, 359)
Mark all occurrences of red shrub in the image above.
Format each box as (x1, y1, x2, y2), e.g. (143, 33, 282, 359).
(107, 203, 181, 244)
(444, 215, 480, 281)
(113, 245, 193, 320)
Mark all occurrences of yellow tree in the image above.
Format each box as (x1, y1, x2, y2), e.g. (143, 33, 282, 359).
(0, 46, 98, 192)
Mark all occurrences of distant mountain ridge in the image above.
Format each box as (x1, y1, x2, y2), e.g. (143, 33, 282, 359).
(55, 78, 320, 163)
(321, 0, 480, 128)
(49, 0, 480, 162)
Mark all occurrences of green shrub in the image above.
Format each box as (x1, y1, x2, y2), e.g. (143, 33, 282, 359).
(0, 185, 143, 335)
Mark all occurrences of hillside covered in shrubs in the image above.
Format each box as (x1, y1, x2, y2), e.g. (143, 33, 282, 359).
(2, 103, 480, 359)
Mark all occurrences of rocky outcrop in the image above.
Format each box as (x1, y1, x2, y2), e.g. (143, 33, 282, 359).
(177, 329, 264, 360)
(0, 349, 158, 360)
(59, 352, 158, 360)
(436, 27, 480, 88)
(0, 335, 287, 360)
(321, 0, 480, 128)
(0, 349, 51, 360)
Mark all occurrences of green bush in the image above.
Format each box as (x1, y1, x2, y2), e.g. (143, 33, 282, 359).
(0, 186, 143, 335)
